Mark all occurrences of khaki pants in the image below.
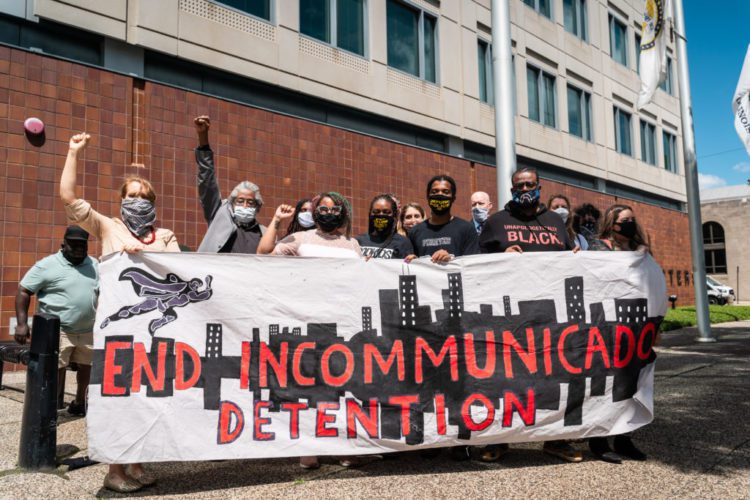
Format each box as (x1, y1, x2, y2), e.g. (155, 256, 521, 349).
(59, 331, 93, 369)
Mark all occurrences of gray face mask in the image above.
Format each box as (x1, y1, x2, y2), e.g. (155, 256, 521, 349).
(472, 206, 489, 224)
(553, 207, 569, 223)
(121, 198, 156, 236)
(233, 206, 257, 226)
(297, 211, 315, 228)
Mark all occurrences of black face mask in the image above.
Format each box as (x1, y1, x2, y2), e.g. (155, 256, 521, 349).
(581, 220, 597, 236)
(369, 215, 395, 235)
(315, 212, 344, 232)
(615, 220, 637, 239)
(428, 195, 453, 215)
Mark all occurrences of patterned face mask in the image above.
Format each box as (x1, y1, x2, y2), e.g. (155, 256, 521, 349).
(511, 188, 540, 208)
(121, 198, 156, 236)
(428, 195, 452, 214)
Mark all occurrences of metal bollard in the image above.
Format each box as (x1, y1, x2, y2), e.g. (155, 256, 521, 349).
(18, 313, 60, 470)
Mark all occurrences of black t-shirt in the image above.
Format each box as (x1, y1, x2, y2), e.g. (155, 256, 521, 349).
(221, 224, 262, 254)
(355, 233, 414, 259)
(479, 203, 572, 253)
(409, 217, 480, 257)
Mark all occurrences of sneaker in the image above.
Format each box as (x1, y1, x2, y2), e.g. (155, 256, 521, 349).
(479, 443, 510, 462)
(543, 440, 583, 463)
(589, 437, 622, 464)
(613, 435, 647, 461)
(67, 401, 86, 416)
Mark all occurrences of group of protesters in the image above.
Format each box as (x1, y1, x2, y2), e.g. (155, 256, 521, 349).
(13, 115, 649, 493)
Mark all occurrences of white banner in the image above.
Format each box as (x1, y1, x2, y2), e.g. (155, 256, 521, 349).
(637, 0, 672, 109)
(733, 44, 750, 156)
(88, 252, 666, 463)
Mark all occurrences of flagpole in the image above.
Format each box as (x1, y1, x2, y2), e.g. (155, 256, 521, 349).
(491, 0, 516, 206)
(673, 0, 714, 341)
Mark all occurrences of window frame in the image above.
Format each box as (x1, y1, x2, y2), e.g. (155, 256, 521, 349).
(566, 84, 593, 142)
(660, 56, 674, 95)
(608, 13, 629, 67)
(523, 0, 553, 20)
(703, 222, 727, 274)
(478, 37, 494, 105)
(639, 119, 657, 165)
(210, 0, 275, 24)
(527, 64, 557, 128)
(663, 129, 678, 172)
(613, 106, 633, 156)
(299, 0, 370, 58)
(386, 0, 440, 84)
(563, 0, 587, 42)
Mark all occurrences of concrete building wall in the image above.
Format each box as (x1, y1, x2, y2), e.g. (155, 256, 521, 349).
(701, 199, 750, 301)
(0, 46, 693, 339)
(3, 0, 688, 202)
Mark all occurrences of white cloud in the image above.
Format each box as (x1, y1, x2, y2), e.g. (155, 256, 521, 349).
(732, 162, 750, 173)
(698, 173, 728, 190)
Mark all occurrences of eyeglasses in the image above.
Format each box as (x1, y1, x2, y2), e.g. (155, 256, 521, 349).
(317, 205, 343, 215)
(513, 181, 538, 190)
(234, 198, 258, 208)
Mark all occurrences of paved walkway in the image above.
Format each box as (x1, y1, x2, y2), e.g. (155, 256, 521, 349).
(0, 321, 748, 499)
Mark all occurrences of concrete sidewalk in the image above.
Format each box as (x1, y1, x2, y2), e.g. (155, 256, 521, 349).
(0, 321, 748, 499)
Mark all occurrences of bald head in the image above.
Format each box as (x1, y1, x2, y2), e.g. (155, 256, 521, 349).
(470, 191, 492, 211)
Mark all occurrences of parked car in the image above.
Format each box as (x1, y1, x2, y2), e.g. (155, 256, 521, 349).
(706, 277, 734, 305)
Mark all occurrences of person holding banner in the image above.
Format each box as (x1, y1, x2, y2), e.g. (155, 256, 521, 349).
(479, 167, 581, 463)
(397, 202, 425, 236)
(193, 116, 267, 253)
(285, 199, 316, 236)
(60, 133, 180, 492)
(258, 192, 360, 468)
(258, 192, 361, 259)
(407, 175, 480, 264)
(547, 194, 578, 249)
(587, 204, 650, 463)
(356, 194, 414, 259)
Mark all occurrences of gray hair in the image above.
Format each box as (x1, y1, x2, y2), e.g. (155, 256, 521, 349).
(229, 181, 263, 207)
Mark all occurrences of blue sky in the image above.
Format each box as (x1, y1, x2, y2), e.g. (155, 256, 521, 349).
(685, 0, 750, 190)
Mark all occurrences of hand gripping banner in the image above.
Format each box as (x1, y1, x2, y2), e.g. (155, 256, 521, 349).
(88, 252, 666, 463)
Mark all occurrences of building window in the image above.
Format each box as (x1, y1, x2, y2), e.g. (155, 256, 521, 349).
(614, 107, 632, 156)
(703, 222, 727, 274)
(478, 39, 493, 104)
(218, 0, 271, 21)
(663, 130, 678, 172)
(300, 0, 366, 56)
(523, 0, 552, 19)
(660, 56, 674, 94)
(609, 14, 628, 66)
(386, 0, 437, 83)
(640, 120, 657, 165)
(567, 85, 592, 141)
(527, 65, 556, 127)
(635, 33, 642, 74)
(563, 0, 587, 41)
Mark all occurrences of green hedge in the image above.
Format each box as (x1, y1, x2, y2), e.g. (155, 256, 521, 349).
(661, 305, 750, 331)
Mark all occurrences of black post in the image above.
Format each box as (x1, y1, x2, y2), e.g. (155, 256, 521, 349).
(18, 313, 60, 470)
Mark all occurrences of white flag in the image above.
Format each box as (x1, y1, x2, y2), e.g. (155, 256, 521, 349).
(732, 45, 750, 156)
(637, 0, 672, 109)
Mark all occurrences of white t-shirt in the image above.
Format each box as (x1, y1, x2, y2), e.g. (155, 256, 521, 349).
(273, 229, 361, 259)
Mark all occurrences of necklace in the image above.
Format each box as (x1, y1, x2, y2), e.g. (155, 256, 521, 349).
(138, 229, 156, 245)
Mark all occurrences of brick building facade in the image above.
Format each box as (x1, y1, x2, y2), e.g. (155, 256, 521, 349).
(0, 46, 694, 342)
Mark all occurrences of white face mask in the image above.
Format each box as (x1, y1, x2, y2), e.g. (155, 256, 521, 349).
(472, 206, 489, 224)
(297, 211, 315, 228)
(233, 206, 256, 225)
(553, 207, 569, 223)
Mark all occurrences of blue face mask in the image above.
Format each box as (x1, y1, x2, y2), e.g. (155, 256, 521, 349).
(512, 188, 540, 208)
